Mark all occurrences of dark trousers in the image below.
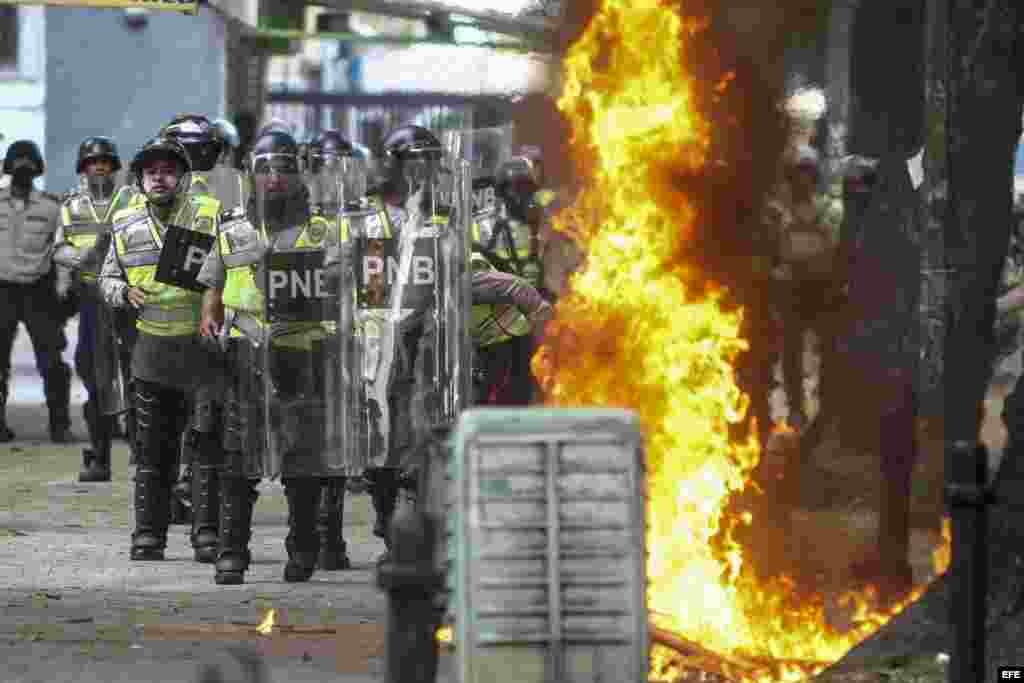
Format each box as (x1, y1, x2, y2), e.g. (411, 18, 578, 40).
(132, 379, 190, 549)
(477, 334, 535, 406)
(74, 289, 116, 452)
(0, 274, 71, 430)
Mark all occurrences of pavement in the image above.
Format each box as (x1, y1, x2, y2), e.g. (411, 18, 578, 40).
(0, 321, 431, 683)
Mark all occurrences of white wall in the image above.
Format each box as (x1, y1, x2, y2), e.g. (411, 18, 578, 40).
(0, 7, 47, 188)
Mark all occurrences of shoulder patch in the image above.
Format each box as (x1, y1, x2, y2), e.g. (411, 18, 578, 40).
(194, 215, 215, 235)
(307, 219, 328, 243)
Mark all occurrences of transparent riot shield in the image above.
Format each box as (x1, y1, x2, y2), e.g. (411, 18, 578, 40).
(250, 151, 348, 479)
(94, 292, 129, 416)
(388, 150, 474, 448)
(443, 125, 514, 257)
(329, 157, 371, 476)
(205, 164, 247, 212)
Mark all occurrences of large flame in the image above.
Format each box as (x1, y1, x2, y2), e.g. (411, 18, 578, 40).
(532, 1, 948, 681)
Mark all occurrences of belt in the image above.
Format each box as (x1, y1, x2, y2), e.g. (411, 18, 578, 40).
(225, 308, 267, 346)
(139, 305, 199, 324)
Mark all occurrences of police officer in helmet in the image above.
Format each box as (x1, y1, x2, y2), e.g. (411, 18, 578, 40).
(100, 136, 224, 561)
(198, 128, 345, 584)
(361, 124, 446, 561)
(53, 136, 134, 481)
(306, 130, 356, 216)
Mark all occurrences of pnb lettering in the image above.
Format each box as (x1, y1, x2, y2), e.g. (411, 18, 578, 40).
(269, 269, 328, 299)
(363, 255, 435, 286)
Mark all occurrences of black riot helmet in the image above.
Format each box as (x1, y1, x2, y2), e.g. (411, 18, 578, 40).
(376, 125, 443, 197)
(307, 130, 354, 172)
(3, 140, 44, 176)
(248, 129, 305, 212)
(495, 156, 539, 222)
(76, 136, 122, 174)
(161, 114, 221, 173)
(249, 129, 301, 170)
(130, 136, 192, 207)
(380, 125, 443, 162)
(496, 157, 539, 201)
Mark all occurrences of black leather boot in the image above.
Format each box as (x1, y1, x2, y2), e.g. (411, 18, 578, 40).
(317, 479, 351, 571)
(215, 476, 255, 585)
(190, 461, 220, 563)
(131, 467, 169, 561)
(283, 478, 320, 582)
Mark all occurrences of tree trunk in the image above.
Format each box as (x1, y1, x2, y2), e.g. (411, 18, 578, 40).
(944, 0, 1023, 444)
(918, 0, 950, 419)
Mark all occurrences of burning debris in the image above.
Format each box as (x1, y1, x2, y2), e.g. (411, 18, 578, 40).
(255, 609, 276, 636)
(533, 1, 950, 681)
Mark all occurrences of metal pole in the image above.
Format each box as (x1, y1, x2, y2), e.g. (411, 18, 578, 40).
(945, 440, 989, 683)
(377, 436, 444, 683)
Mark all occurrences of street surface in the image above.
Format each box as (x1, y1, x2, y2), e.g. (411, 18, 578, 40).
(1, 321, 425, 682)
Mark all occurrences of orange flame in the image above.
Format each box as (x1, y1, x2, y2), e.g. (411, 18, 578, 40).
(533, 1, 949, 681)
(256, 608, 276, 635)
(932, 517, 951, 575)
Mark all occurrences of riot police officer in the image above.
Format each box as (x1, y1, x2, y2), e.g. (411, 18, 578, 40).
(469, 249, 551, 405)
(0, 140, 73, 443)
(99, 137, 223, 561)
(53, 137, 135, 481)
(354, 124, 485, 561)
(161, 113, 243, 552)
(359, 124, 447, 561)
(197, 129, 346, 584)
(482, 156, 546, 293)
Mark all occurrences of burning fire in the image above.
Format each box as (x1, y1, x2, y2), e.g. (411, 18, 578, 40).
(256, 608, 276, 635)
(531, 1, 951, 681)
(932, 517, 951, 575)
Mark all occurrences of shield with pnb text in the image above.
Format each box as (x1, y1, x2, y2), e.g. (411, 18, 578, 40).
(154, 224, 216, 292)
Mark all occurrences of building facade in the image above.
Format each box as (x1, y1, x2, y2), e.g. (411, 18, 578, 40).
(0, 6, 48, 188)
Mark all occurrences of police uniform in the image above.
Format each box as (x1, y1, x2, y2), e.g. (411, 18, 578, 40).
(469, 251, 545, 405)
(54, 180, 135, 479)
(160, 115, 236, 556)
(0, 184, 73, 442)
(99, 138, 223, 562)
(197, 129, 341, 584)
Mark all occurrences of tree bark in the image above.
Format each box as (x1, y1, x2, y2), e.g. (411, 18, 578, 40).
(944, 0, 1023, 444)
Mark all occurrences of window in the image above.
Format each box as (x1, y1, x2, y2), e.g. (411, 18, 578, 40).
(0, 7, 17, 72)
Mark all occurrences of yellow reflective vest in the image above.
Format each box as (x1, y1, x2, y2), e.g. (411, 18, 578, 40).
(59, 186, 135, 281)
(470, 251, 531, 348)
(471, 212, 543, 290)
(109, 194, 221, 337)
(219, 214, 336, 350)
